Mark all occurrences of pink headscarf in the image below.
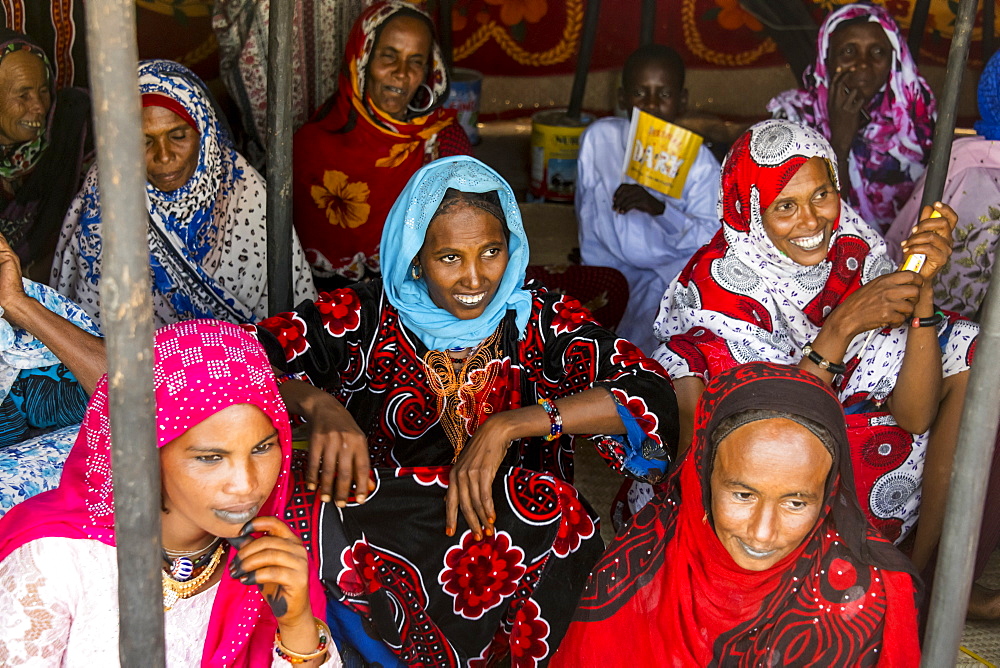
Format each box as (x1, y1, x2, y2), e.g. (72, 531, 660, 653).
(0, 319, 325, 667)
(767, 3, 936, 231)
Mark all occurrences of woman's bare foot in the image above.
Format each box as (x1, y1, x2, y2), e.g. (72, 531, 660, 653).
(966, 583, 1000, 620)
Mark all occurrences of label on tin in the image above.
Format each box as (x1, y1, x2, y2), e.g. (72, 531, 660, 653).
(622, 108, 703, 199)
(529, 111, 592, 202)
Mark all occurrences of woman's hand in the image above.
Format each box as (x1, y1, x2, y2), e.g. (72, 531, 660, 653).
(825, 271, 924, 341)
(0, 233, 30, 326)
(279, 378, 371, 507)
(613, 184, 666, 216)
(445, 412, 514, 540)
(229, 517, 325, 663)
(827, 67, 867, 159)
(900, 202, 957, 282)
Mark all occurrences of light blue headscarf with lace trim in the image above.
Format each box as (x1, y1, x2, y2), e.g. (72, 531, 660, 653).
(380, 156, 532, 351)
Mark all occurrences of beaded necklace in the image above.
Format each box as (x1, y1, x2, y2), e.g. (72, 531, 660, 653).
(162, 536, 224, 580)
(161, 542, 227, 611)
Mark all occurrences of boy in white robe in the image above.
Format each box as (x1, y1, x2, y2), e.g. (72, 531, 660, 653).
(577, 45, 721, 353)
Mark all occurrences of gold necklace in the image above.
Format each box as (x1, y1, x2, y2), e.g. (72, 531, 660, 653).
(161, 543, 226, 611)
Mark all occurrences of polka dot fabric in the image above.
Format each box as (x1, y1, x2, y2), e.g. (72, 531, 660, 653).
(652, 119, 979, 542)
(0, 320, 325, 667)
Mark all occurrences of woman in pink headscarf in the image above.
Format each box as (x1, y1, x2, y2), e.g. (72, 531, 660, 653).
(0, 320, 340, 667)
(768, 3, 936, 232)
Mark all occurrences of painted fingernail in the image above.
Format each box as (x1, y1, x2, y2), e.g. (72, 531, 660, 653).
(368, 480, 376, 491)
(445, 527, 455, 537)
(321, 494, 332, 504)
(474, 533, 482, 541)
(356, 493, 367, 504)
(240, 520, 255, 537)
(485, 527, 494, 536)
(240, 571, 257, 585)
(335, 499, 346, 508)
(226, 536, 251, 550)
(306, 483, 317, 491)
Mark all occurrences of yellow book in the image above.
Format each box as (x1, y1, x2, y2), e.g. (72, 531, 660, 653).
(621, 108, 704, 199)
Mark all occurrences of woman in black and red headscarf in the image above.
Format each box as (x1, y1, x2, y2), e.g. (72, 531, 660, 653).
(553, 362, 921, 666)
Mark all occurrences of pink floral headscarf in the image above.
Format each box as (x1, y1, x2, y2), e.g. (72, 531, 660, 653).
(0, 319, 324, 667)
(767, 3, 936, 231)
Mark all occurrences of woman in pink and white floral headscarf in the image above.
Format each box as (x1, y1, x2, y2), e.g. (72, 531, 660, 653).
(768, 2, 936, 232)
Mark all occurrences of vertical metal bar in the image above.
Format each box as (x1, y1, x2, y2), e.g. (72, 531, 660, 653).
(83, 0, 163, 664)
(918, 0, 977, 211)
(438, 0, 454, 70)
(984, 0, 996, 66)
(919, 2, 990, 663)
(640, 0, 656, 46)
(908, 0, 933, 64)
(266, 0, 294, 315)
(567, 0, 601, 121)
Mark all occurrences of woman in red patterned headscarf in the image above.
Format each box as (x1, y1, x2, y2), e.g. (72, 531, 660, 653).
(292, 1, 472, 291)
(553, 362, 921, 667)
(651, 119, 978, 575)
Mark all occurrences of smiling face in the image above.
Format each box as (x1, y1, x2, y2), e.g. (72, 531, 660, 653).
(827, 21, 893, 103)
(0, 49, 50, 146)
(417, 202, 509, 321)
(710, 418, 831, 571)
(761, 156, 840, 266)
(618, 58, 686, 123)
(367, 14, 433, 121)
(160, 403, 282, 549)
(143, 105, 200, 192)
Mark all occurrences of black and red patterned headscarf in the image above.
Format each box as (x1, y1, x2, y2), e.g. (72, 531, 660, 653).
(553, 362, 920, 667)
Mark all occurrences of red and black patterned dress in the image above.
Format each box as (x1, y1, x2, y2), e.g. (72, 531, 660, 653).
(254, 280, 678, 667)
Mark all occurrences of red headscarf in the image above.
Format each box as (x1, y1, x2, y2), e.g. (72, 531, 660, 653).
(0, 320, 326, 667)
(552, 362, 920, 667)
(292, 1, 466, 281)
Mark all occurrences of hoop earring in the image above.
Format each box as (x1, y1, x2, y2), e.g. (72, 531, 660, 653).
(411, 263, 423, 280)
(407, 83, 436, 114)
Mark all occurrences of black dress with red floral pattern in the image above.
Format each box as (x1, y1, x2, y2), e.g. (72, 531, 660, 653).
(253, 280, 677, 482)
(255, 280, 677, 667)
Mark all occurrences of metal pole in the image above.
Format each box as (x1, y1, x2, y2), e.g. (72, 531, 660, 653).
(640, 0, 656, 46)
(918, 0, 977, 211)
(920, 2, 991, 663)
(984, 0, 996, 66)
(567, 0, 601, 121)
(438, 0, 454, 70)
(266, 0, 294, 315)
(908, 0, 933, 64)
(83, 0, 163, 664)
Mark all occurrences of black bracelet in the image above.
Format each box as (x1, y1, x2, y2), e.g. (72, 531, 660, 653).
(802, 343, 847, 375)
(911, 310, 945, 328)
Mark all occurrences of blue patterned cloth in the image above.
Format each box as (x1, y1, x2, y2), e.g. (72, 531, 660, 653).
(0, 280, 98, 512)
(0, 424, 78, 518)
(0, 279, 99, 448)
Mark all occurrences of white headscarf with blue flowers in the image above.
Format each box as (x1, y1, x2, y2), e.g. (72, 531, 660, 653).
(380, 156, 532, 350)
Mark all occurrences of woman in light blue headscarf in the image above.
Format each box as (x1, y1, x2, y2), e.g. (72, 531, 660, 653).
(249, 155, 678, 665)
